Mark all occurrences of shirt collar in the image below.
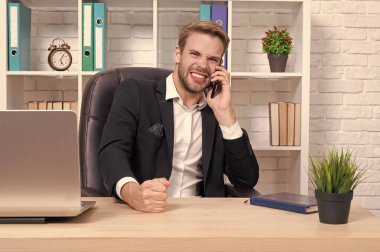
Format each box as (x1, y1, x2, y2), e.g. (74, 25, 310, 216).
(165, 74, 207, 111)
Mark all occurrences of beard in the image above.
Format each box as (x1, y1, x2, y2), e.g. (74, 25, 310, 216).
(177, 61, 211, 94)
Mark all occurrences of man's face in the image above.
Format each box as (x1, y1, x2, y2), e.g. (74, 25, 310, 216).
(174, 32, 224, 94)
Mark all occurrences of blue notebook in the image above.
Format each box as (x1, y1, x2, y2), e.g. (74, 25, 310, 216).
(250, 192, 318, 214)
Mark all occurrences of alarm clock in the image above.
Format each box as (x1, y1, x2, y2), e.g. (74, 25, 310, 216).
(48, 38, 72, 71)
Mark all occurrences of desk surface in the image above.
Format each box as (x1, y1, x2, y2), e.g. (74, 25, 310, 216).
(1, 197, 380, 252)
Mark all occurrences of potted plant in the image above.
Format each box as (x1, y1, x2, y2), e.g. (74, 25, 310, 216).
(309, 148, 367, 224)
(261, 26, 293, 72)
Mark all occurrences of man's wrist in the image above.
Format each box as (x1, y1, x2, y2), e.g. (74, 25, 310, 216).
(215, 108, 236, 128)
(220, 121, 243, 139)
(120, 181, 140, 203)
(116, 177, 138, 200)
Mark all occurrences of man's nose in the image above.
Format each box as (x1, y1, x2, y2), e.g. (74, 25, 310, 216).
(197, 56, 209, 69)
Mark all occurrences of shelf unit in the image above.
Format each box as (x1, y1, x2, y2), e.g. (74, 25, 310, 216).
(0, 0, 310, 195)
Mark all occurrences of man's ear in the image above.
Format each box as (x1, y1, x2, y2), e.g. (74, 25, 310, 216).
(173, 45, 181, 64)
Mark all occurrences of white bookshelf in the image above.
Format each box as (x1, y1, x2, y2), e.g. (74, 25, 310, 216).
(0, 0, 310, 195)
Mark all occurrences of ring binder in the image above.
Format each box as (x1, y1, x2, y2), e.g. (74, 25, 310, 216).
(82, 3, 94, 71)
(93, 3, 107, 71)
(7, 2, 31, 71)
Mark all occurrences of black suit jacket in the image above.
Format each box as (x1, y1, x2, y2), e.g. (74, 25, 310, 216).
(98, 77, 259, 197)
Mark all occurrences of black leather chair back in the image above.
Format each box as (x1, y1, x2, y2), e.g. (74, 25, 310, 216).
(80, 67, 172, 196)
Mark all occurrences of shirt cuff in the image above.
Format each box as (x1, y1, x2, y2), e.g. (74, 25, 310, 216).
(116, 177, 138, 200)
(219, 121, 243, 140)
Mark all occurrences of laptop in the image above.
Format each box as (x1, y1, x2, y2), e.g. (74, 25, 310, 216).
(0, 111, 95, 222)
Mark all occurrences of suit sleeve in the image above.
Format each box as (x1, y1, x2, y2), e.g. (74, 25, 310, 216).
(98, 79, 141, 195)
(223, 129, 259, 188)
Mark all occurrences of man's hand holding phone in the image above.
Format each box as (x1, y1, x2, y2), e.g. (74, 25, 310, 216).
(206, 66, 237, 128)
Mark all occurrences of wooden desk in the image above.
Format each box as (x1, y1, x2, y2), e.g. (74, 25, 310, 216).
(1, 197, 379, 251)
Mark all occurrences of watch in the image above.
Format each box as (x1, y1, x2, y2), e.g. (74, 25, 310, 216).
(48, 38, 72, 71)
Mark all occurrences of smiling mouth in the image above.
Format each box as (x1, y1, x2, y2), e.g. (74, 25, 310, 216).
(190, 71, 209, 82)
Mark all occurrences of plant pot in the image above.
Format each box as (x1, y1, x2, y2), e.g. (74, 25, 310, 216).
(267, 54, 288, 72)
(315, 190, 353, 224)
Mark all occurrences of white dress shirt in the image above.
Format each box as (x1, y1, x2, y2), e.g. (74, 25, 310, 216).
(116, 74, 243, 199)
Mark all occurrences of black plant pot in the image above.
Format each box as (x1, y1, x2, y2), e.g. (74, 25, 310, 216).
(315, 190, 353, 224)
(267, 54, 288, 72)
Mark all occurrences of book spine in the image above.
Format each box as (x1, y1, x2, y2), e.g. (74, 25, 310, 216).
(200, 4, 211, 21)
(93, 3, 107, 71)
(269, 102, 279, 146)
(287, 103, 295, 146)
(250, 199, 308, 214)
(278, 102, 288, 146)
(294, 103, 301, 146)
(211, 4, 228, 69)
(8, 2, 31, 71)
(82, 3, 94, 71)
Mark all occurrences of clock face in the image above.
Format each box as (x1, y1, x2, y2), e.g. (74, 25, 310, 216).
(48, 48, 72, 71)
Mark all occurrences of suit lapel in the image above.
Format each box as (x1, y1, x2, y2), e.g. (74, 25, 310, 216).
(201, 106, 216, 179)
(155, 79, 174, 167)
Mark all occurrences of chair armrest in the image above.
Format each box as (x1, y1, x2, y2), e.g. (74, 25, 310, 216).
(81, 187, 107, 197)
(225, 184, 260, 198)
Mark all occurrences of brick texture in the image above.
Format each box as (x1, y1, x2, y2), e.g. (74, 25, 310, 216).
(27, 1, 379, 215)
(311, 0, 380, 214)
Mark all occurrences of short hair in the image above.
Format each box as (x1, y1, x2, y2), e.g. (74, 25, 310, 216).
(177, 20, 230, 53)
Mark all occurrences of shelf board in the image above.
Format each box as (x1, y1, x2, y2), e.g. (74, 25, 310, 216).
(21, 0, 77, 9)
(6, 71, 302, 79)
(253, 146, 301, 151)
(81, 71, 99, 76)
(234, 0, 303, 2)
(7, 71, 80, 77)
(232, 0, 303, 10)
(103, 0, 153, 9)
(231, 72, 302, 79)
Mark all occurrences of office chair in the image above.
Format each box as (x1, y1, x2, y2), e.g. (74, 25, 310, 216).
(79, 67, 259, 198)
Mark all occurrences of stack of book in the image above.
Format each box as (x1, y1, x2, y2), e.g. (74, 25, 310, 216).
(82, 2, 107, 71)
(269, 102, 301, 146)
(27, 101, 78, 114)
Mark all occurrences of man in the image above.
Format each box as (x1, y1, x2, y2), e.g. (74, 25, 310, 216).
(98, 20, 259, 213)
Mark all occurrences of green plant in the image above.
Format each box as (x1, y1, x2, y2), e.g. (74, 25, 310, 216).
(309, 149, 367, 194)
(262, 26, 293, 55)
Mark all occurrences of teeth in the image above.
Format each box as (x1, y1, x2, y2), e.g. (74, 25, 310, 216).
(191, 72, 206, 79)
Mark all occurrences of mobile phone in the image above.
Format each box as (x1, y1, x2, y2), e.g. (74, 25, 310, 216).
(210, 61, 223, 98)
(210, 81, 221, 99)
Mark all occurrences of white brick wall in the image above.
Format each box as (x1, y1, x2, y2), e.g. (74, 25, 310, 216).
(26, 8, 79, 104)
(311, 0, 380, 217)
(108, 9, 154, 68)
(31, 9, 78, 71)
(25, 1, 379, 216)
(23, 76, 78, 106)
(231, 8, 294, 72)
(158, 9, 199, 69)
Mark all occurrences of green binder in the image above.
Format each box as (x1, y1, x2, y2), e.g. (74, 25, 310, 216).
(82, 3, 94, 71)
